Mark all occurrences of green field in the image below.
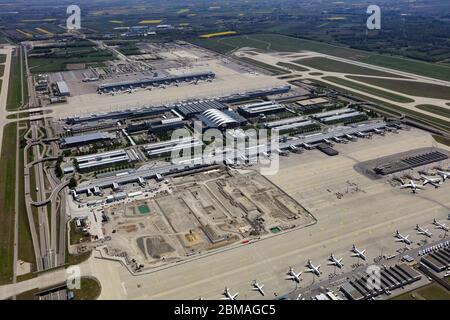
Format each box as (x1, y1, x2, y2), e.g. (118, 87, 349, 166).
(307, 79, 450, 132)
(28, 41, 114, 73)
(6, 111, 30, 120)
(359, 55, 450, 82)
(192, 34, 450, 82)
(17, 125, 35, 268)
(433, 135, 450, 147)
(322, 76, 415, 103)
(276, 62, 308, 72)
(69, 219, 89, 245)
(28, 55, 112, 74)
(72, 278, 101, 300)
(416, 105, 450, 119)
(0, 54, 5, 63)
(0, 64, 4, 77)
(392, 283, 450, 300)
(294, 57, 405, 78)
(193, 33, 371, 58)
(0, 122, 17, 285)
(6, 48, 24, 111)
(347, 76, 450, 100)
(237, 56, 290, 75)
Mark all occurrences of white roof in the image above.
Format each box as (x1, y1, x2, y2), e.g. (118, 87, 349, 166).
(202, 109, 236, 126)
(56, 81, 70, 94)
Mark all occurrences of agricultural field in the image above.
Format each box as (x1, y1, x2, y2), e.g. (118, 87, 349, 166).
(0, 54, 5, 63)
(28, 40, 114, 73)
(104, 40, 141, 56)
(199, 31, 237, 39)
(346, 76, 450, 100)
(322, 76, 415, 103)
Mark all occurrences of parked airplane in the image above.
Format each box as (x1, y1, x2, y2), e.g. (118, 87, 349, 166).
(421, 175, 441, 188)
(345, 134, 356, 141)
(356, 131, 371, 138)
(374, 128, 385, 135)
(433, 219, 449, 232)
(416, 224, 432, 238)
(400, 180, 424, 193)
(333, 136, 348, 144)
(251, 281, 265, 296)
(305, 260, 321, 276)
(302, 143, 314, 150)
(323, 139, 334, 146)
(286, 267, 302, 283)
(351, 245, 366, 260)
(327, 254, 344, 268)
(262, 151, 271, 159)
(436, 170, 450, 182)
(394, 230, 412, 245)
(222, 287, 238, 300)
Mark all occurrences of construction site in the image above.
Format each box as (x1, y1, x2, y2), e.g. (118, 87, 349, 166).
(92, 167, 314, 269)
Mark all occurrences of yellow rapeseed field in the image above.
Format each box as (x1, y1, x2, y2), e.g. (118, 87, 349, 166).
(16, 29, 33, 38)
(199, 31, 237, 38)
(139, 20, 162, 24)
(35, 28, 53, 36)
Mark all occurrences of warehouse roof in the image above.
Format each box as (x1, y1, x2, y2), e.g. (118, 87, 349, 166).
(61, 132, 114, 146)
(56, 81, 70, 94)
(265, 116, 310, 129)
(312, 108, 354, 119)
(321, 111, 364, 123)
(238, 101, 285, 115)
